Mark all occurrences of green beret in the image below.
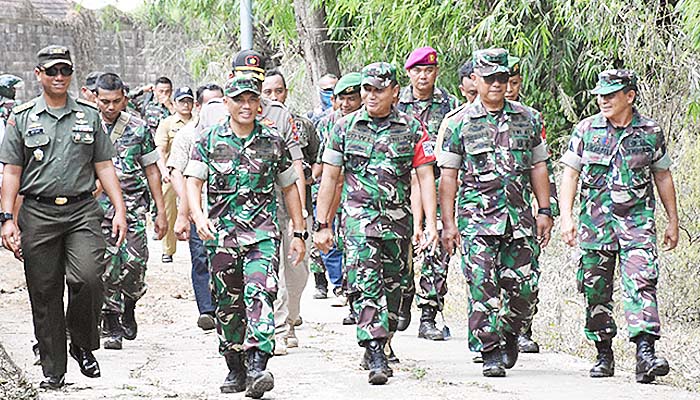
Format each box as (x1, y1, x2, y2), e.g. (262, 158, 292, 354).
(334, 72, 361, 96)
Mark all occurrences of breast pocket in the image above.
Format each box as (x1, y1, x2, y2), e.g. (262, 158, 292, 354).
(345, 142, 373, 174)
(248, 158, 275, 194)
(24, 133, 50, 162)
(510, 136, 532, 171)
(624, 146, 653, 188)
(387, 141, 414, 177)
(465, 142, 496, 175)
(581, 152, 612, 188)
(209, 160, 237, 194)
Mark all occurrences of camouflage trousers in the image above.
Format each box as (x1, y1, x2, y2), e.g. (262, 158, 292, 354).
(462, 234, 540, 353)
(101, 217, 148, 314)
(345, 236, 409, 344)
(415, 238, 450, 310)
(578, 246, 661, 342)
(309, 244, 325, 274)
(207, 239, 279, 356)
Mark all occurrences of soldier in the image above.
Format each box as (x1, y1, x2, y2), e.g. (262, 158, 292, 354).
(227, 50, 307, 356)
(559, 69, 678, 383)
(132, 76, 174, 136)
(0, 45, 127, 389)
(155, 86, 194, 263)
(438, 48, 553, 377)
(185, 75, 306, 398)
(80, 71, 103, 103)
(396, 46, 458, 341)
(311, 72, 362, 315)
(93, 73, 168, 349)
(307, 73, 339, 126)
(458, 61, 478, 104)
(314, 62, 438, 385)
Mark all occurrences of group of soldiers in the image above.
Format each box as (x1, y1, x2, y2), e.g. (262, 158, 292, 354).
(0, 41, 679, 397)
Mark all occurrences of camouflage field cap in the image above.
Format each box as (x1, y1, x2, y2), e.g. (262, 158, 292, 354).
(85, 71, 104, 91)
(472, 48, 509, 76)
(361, 62, 397, 89)
(591, 69, 638, 95)
(508, 56, 521, 76)
(37, 45, 72, 68)
(334, 72, 362, 96)
(224, 75, 261, 98)
(0, 74, 24, 99)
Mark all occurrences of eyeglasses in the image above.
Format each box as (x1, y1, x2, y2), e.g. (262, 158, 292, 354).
(482, 73, 509, 85)
(42, 66, 74, 77)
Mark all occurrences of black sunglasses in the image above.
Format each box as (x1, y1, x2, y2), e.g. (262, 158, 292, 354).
(42, 65, 74, 77)
(483, 73, 509, 85)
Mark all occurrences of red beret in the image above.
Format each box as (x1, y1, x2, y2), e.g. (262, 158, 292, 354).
(405, 46, 438, 70)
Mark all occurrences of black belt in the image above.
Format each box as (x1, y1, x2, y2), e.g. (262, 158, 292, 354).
(26, 192, 93, 206)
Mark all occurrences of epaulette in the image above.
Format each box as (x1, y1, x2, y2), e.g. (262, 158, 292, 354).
(76, 98, 98, 109)
(12, 101, 35, 114)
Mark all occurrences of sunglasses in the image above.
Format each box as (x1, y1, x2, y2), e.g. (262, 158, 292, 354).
(42, 66, 74, 77)
(482, 73, 509, 85)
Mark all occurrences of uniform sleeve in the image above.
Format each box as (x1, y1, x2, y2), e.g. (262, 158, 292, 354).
(92, 114, 116, 163)
(651, 126, 671, 171)
(281, 114, 304, 161)
(321, 120, 345, 166)
(0, 114, 26, 166)
(560, 123, 585, 171)
(530, 128, 549, 165)
(306, 121, 321, 165)
(166, 125, 190, 171)
(138, 124, 160, 167)
(412, 123, 436, 168)
(275, 139, 299, 188)
(183, 128, 209, 181)
(154, 117, 170, 148)
(436, 119, 463, 169)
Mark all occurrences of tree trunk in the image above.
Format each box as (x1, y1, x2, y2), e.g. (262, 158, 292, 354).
(292, 0, 340, 107)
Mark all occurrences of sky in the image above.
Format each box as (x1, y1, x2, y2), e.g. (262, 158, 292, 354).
(71, 0, 144, 12)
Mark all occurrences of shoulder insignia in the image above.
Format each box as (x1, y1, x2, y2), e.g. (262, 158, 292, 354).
(76, 98, 98, 109)
(12, 101, 35, 114)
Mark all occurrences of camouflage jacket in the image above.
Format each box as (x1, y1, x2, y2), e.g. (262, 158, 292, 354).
(437, 100, 549, 239)
(316, 109, 343, 164)
(323, 106, 435, 240)
(292, 112, 320, 181)
(1, 98, 17, 123)
(141, 99, 171, 135)
(98, 112, 159, 221)
(397, 85, 459, 141)
(185, 118, 298, 248)
(560, 110, 671, 251)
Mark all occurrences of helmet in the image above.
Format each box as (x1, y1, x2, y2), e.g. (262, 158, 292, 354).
(0, 74, 24, 100)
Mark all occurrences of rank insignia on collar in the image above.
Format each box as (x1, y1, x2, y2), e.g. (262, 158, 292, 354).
(33, 148, 44, 161)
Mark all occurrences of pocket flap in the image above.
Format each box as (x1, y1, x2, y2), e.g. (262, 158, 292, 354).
(25, 134, 49, 148)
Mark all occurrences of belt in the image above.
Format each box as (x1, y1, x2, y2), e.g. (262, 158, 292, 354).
(26, 192, 93, 206)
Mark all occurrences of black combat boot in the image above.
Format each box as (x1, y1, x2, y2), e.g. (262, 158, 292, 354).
(517, 328, 540, 353)
(220, 351, 247, 393)
(418, 306, 445, 341)
(502, 332, 519, 369)
(481, 347, 506, 377)
(245, 349, 274, 398)
(384, 332, 400, 364)
(122, 298, 138, 340)
(365, 339, 389, 385)
(589, 339, 615, 378)
(102, 312, 123, 350)
(313, 273, 328, 299)
(396, 294, 412, 331)
(342, 293, 358, 325)
(634, 334, 669, 383)
(360, 347, 393, 377)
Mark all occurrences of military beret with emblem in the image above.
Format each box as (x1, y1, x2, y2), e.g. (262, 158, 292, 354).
(404, 46, 438, 70)
(333, 72, 362, 96)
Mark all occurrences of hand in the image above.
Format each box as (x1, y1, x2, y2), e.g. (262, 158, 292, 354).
(664, 220, 679, 251)
(421, 225, 439, 254)
(441, 222, 460, 256)
(288, 237, 306, 266)
(560, 214, 577, 247)
(154, 211, 168, 240)
(313, 228, 334, 253)
(112, 211, 128, 247)
(536, 214, 553, 248)
(143, 84, 154, 93)
(194, 217, 216, 241)
(1, 221, 23, 261)
(160, 168, 171, 184)
(174, 213, 190, 241)
(412, 226, 423, 248)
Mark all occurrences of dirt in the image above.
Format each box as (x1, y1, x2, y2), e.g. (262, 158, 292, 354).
(1, 239, 699, 400)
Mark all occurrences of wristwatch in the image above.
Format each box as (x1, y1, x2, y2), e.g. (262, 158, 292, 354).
(313, 220, 329, 232)
(293, 230, 309, 240)
(0, 212, 13, 223)
(537, 207, 553, 217)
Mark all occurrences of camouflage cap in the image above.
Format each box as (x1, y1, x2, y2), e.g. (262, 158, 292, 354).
(507, 56, 521, 76)
(334, 72, 362, 96)
(0, 74, 24, 99)
(224, 76, 261, 98)
(472, 48, 509, 76)
(231, 49, 266, 82)
(37, 45, 72, 68)
(361, 62, 397, 89)
(84, 71, 103, 91)
(591, 69, 638, 95)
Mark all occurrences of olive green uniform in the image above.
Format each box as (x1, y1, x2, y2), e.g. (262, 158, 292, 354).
(0, 95, 115, 379)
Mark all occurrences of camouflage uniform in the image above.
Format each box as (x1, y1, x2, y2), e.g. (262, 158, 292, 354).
(397, 84, 458, 310)
(185, 117, 297, 355)
(141, 98, 171, 137)
(98, 112, 159, 314)
(323, 106, 435, 342)
(560, 109, 671, 341)
(438, 99, 549, 352)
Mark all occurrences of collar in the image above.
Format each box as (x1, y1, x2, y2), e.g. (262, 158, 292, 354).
(399, 85, 443, 104)
(355, 105, 406, 126)
(469, 99, 519, 119)
(591, 108, 642, 129)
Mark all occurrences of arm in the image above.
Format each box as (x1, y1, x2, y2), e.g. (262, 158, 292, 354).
(95, 160, 127, 246)
(327, 174, 344, 224)
(186, 176, 215, 241)
(653, 169, 679, 250)
(145, 163, 167, 239)
(314, 163, 342, 253)
(170, 168, 190, 240)
(559, 165, 580, 247)
(282, 183, 306, 266)
(293, 159, 306, 211)
(530, 161, 553, 247)
(1, 165, 23, 259)
(438, 167, 459, 254)
(410, 173, 424, 246)
(154, 120, 171, 183)
(416, 164, 438, 252)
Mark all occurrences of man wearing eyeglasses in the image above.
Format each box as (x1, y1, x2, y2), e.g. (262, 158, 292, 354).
(0, 45, 127, 389)
(438, 48, 553, 377)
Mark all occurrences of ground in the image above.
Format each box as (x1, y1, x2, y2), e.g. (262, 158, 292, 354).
(1, 238, 699, 400)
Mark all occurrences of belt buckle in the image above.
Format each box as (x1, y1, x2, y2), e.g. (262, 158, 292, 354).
(54, 197, 68, 205)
